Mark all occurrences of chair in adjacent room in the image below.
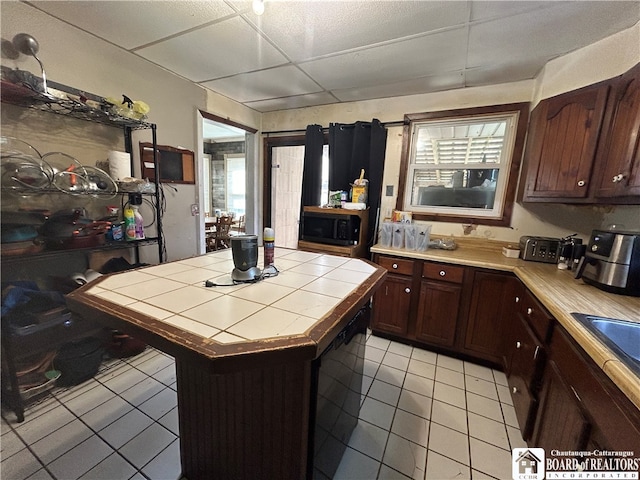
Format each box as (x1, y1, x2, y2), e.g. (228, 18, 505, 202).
(212, 216, 233, 250)
(234, 214, 246, 235)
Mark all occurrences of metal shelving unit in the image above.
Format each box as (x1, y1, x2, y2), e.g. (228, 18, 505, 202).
(1, 79, 164, 264)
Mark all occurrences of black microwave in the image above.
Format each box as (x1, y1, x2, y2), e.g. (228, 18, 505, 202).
(301, 211, 361, 246)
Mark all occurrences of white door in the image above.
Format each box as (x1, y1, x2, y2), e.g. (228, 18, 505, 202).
(271, 146, 305, 248)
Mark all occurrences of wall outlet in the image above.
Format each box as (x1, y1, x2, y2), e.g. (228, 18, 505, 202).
(385, 185, 394, 196)
(191, 204, 199, 216)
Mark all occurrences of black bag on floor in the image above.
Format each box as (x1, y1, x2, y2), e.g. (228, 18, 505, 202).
(54, 337, 105, 387)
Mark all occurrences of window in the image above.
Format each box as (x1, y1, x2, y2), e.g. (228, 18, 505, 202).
(398, 103, 529, 227)
(225, 154, 245, 216)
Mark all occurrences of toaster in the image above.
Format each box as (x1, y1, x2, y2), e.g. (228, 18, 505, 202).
(519, 236, 561, 263)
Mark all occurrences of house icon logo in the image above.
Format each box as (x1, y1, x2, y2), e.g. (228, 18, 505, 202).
(512, 448, 545, 480)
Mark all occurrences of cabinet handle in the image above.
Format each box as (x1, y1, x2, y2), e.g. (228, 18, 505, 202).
(515, 296, 520, 303)
(512, 386, 518, 394)
(612, 173, 626, 183)
(392, 263, 398, 269)
(527, 307, 533, 315)
(570, 385, 582, 403)
(439, 270, 446, 277)
(516, 341, 521, 349)
(577, 180, 586, 187)
(404, 288, 411, 294)
(63, 319, 73, 328)
(534, 345, 540, 360)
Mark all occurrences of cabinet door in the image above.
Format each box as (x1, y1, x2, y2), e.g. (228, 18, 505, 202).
(463, 271, 515, 363)
(371, 274, 412, 336)
(506, 314, 546, 439)
(523, 83, 609, 200)
(531, 360, 590, 451)
(414, 279, 460, 347)
(594, 63, 640, 198)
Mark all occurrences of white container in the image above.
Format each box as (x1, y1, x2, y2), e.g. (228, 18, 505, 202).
(379, 221, 393, 248)
(415, 224, 432, 252)
(404, 224, 418, 250)
(392, 222, 405, 249)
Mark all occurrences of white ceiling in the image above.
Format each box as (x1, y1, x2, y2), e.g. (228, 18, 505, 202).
(29, 0, 640, 113)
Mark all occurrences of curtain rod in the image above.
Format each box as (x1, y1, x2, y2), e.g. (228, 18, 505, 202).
(262, 119, 406, 136)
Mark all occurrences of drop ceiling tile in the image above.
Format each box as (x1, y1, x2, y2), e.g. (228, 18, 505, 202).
(464, 61, 544, 87)
(201, 65, 322, 103)
(136, 16, 288, 81)
(242, 1, 469, 61)
(30, 1, 235, 50)
(332, 72, 465, 102)
(244, 91, 339, 112)
(299, 27, 467, 91)
(468, 2, 640, 69)
(469, 1, 559, 22)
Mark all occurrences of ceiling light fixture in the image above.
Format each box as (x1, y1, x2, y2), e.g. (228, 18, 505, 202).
(252, 0, 265, 16)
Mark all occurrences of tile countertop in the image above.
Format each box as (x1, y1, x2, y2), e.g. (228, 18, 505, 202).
(371, 240, 640, 410)
(66, 248, 386, 373)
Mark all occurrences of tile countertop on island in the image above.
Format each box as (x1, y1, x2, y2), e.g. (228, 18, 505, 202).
(66, 248, 387, 374)
(371, 239, 640, 411)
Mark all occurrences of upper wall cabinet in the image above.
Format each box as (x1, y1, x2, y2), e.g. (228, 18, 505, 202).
(593, 63, 640, 198)
(522, 82, 609, 201)
(521, 63, 640, 204)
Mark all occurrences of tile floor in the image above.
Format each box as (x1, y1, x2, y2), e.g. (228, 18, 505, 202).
(1, 333, 527, 480)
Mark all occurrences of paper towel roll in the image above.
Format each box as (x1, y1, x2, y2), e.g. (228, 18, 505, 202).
(108, 151, 132, 181)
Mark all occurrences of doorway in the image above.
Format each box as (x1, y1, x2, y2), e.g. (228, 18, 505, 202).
(199, 111, 258, 254)
(202, 119, 246, 217)
(264, 136, 329, 249)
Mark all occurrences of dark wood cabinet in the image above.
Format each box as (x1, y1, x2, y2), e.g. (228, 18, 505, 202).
(522, 82, 610, 200)
(371, 254, 513, 367)
(504, 286, 551, 440)
(531, 359, 591, 451)
(594, 63, 640, 198)
(543, 325, 640, 452)
(521, 62, 640, 204)
(415, 279, 461, 347)
(462, 271, 516, 363)
(371, 273, 413, 335)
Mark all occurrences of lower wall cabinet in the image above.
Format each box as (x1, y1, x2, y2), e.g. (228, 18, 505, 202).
(532, 324, 640, 452)
(371, 254, 516, 366)
(371, 252, 640, 454)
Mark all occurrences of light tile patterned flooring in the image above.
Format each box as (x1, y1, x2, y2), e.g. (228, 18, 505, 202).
(1, 333, 527, 479)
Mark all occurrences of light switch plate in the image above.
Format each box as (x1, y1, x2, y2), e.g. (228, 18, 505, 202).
(386, 185, 394, 196)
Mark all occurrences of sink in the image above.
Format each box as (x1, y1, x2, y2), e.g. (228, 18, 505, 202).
(571, 313, 640, 375)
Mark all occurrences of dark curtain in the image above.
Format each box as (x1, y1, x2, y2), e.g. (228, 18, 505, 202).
(299, 124, 324, 238)
(301, 124, 324, 206)
(329, 119, 387, 250)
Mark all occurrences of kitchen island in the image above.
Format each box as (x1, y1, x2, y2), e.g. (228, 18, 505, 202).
(66, 248, 386, 480)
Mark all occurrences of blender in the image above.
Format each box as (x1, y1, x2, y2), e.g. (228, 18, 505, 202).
(230, 235, 262, 282)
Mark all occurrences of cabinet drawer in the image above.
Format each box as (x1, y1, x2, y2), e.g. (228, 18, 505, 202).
(377, 256, 414, 276)
(521, 290, 553, 343)
(508, 374, 537, 439)
(422, 263, 465, 283)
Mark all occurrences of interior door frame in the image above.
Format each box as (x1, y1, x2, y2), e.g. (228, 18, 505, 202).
(198, 110, 258, 254)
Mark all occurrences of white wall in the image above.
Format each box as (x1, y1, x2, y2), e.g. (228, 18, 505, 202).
(262, 23, 640, 244)
(1, 1, 259, 262)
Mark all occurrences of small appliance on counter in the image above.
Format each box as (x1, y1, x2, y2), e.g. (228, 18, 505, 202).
(519, 235, 561, 263)
(230, 235, 261, 283)
(575, 230, 640, 296)
(557, 233, 584, 271)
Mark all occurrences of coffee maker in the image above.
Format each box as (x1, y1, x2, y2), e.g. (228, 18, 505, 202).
(575, 230, 640, 296)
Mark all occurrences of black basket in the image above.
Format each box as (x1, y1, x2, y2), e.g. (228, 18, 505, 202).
(54, 337, 105, 387)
